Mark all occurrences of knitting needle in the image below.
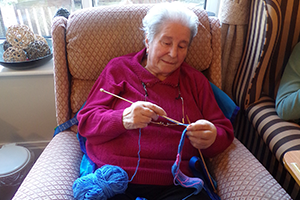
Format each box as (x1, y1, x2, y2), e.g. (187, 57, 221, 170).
(186, 115, 217, 193)
(100, 88, 187, 126)
(100, 88, 134, 104)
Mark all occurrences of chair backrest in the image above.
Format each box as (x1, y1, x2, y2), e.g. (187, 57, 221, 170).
(51, 4, 222, 128)
(263, 0, 300, 99)
(233, 0, 300, 109)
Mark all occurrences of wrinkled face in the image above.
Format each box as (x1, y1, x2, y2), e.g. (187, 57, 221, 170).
(145, 21, 191, 81)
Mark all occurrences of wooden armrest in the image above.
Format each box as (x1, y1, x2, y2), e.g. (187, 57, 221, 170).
(283, 151, 300, 186)
(12, 131, 83, 200)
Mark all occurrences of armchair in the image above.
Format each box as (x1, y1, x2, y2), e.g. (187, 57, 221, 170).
(12, 4, 291, 200)
(232, 0, 300, 198)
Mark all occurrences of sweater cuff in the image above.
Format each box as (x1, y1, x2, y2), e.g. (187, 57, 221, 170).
(201, 126, 233, 158)
(109, 109, 127, 135)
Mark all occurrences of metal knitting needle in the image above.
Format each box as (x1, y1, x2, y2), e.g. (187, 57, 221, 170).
(100, 88, 187, 126)
(100, 88, 134, 104)
(186, 115, 217, 193)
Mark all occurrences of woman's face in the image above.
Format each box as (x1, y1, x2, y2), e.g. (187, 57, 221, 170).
(145, 21, 191, 81)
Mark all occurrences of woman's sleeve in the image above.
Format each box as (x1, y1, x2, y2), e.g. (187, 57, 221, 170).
(77, 61, 127, 143)
(276, 43, 300, 121)
(198, 79, 234, 158)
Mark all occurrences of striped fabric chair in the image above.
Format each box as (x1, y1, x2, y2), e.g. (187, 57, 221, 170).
(233, 0, 300, 198)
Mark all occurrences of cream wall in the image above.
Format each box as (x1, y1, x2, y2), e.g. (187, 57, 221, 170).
(0, 60, 56, 145)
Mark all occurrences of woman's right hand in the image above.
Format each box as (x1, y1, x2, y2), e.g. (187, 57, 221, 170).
(122, 101, 167, 129)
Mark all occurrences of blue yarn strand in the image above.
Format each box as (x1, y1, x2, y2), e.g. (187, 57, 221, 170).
(129, 128, 142, 182)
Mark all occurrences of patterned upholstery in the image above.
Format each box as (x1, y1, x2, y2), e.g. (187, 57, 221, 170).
(233, 0, 300, 199)
(12, 4, 292, 200)
(233, 0, 281, 110)
(52, 16, 70, 126)
(264, 0, 300, 99)
(247, 96, 300, 162)
(209, 138, 291, 199)
(12, 131, 82, 199)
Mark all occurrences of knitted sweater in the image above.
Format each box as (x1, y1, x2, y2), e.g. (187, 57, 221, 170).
(276, 42, 300, 122)
(77, 48, 234, 186)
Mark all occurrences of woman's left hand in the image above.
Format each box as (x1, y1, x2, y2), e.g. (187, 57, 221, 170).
(186, 119, 217, 150)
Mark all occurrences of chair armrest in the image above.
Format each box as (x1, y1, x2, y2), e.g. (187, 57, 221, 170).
(209, 138, 291, 199)
(12, 131, 83, 200)
(12, 130, 291, 199)
(246, 96, 300, 161)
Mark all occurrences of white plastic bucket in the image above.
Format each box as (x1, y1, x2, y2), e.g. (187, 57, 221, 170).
(0, 143, 32, 186)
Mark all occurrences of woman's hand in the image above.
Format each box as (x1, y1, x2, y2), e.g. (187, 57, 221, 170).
(122, 101, 167, 130)
(186, 119, 217, 150)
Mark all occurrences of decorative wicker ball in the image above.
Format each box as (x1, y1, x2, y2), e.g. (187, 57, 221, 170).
(25, 40, 51, 60)
(34, 34, 47, 44)
(3, 47, 26, 62)
(6, 24, 34, 49)
(3, 40, 12, 51)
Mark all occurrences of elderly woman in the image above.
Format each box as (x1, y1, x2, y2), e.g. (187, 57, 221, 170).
(77, 2, 234, 200)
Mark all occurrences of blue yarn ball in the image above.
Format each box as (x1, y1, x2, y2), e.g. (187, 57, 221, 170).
(73, 165, 129, 200)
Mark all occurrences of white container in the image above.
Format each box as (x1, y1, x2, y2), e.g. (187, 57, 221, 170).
(0, 143, 32, 186)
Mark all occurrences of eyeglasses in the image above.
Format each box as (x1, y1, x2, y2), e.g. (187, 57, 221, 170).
(142, 82, 187, 127)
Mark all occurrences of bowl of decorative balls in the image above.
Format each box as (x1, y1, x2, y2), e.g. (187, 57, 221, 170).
(0, 24, 52, 70)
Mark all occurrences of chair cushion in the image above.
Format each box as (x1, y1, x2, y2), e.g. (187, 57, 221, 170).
(247, 95, 300, 161)
(65, 5, 214, 116)
(210, 82, 239, 124)
(66, 5, 213, 81)
(70, 79, 94, 113)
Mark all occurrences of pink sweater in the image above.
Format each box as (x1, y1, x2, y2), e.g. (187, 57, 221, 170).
(77, 48, 234, 186)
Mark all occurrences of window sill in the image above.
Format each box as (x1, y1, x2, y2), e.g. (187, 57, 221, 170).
(0, 59, 54, 77)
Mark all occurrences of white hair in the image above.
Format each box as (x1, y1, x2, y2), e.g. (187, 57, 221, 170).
(142, 2, 199, 45)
